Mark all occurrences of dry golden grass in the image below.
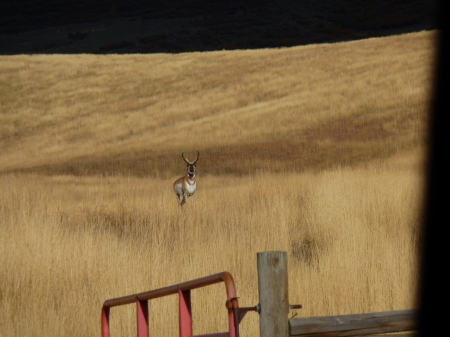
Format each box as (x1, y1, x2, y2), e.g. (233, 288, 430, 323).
(0, 31, 434, 175)
(0, 164, 424, 336)
(0, 31, 434, 336)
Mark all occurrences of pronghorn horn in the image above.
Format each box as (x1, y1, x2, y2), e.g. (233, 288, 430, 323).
(193, 151, 199, 165)
(182, 151, 199, 165)
(182, 152, 190, 164)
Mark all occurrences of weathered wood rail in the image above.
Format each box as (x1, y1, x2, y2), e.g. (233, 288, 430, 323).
(289, 308, 417, 336)
(101, 251, 419, 336)
(256, 251, 418, 337)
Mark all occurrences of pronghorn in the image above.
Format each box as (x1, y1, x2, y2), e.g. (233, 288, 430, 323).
(173, 151, 199, 207)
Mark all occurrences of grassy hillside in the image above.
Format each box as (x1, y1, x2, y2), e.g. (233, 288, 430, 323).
(0, 31, 435, 336)
(0, 31, 434, 175)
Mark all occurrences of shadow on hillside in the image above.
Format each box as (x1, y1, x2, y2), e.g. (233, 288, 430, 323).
(0, 0, 437, 55)
(7, 104, 427, 178)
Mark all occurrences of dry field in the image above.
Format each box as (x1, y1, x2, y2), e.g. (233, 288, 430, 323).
(0, 30, 435, 336)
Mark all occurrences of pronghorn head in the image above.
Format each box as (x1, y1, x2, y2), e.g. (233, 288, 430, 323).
(182, 151, 199, 179)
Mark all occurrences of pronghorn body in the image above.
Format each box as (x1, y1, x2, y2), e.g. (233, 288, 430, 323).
(173, 152, 199, 207)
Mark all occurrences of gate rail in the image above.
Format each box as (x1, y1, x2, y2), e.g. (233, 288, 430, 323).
(101, 252, 418, 337)
(101, 272, 243, 337)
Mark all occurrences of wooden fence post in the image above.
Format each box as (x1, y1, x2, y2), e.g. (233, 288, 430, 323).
(257, 251, 289, 337)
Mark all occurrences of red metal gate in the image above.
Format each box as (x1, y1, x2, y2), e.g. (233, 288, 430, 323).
(101, 272, 251, 337)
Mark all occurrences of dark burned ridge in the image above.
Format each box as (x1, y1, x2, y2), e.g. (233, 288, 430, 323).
(4, 109, 426, 178)
(0, 0, 437, 55)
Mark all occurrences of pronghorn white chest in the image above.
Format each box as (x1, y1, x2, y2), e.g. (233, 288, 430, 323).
(185, 179, 196, 196)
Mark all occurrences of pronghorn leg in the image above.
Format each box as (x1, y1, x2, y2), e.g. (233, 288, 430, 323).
(180, 193, 187, 206)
